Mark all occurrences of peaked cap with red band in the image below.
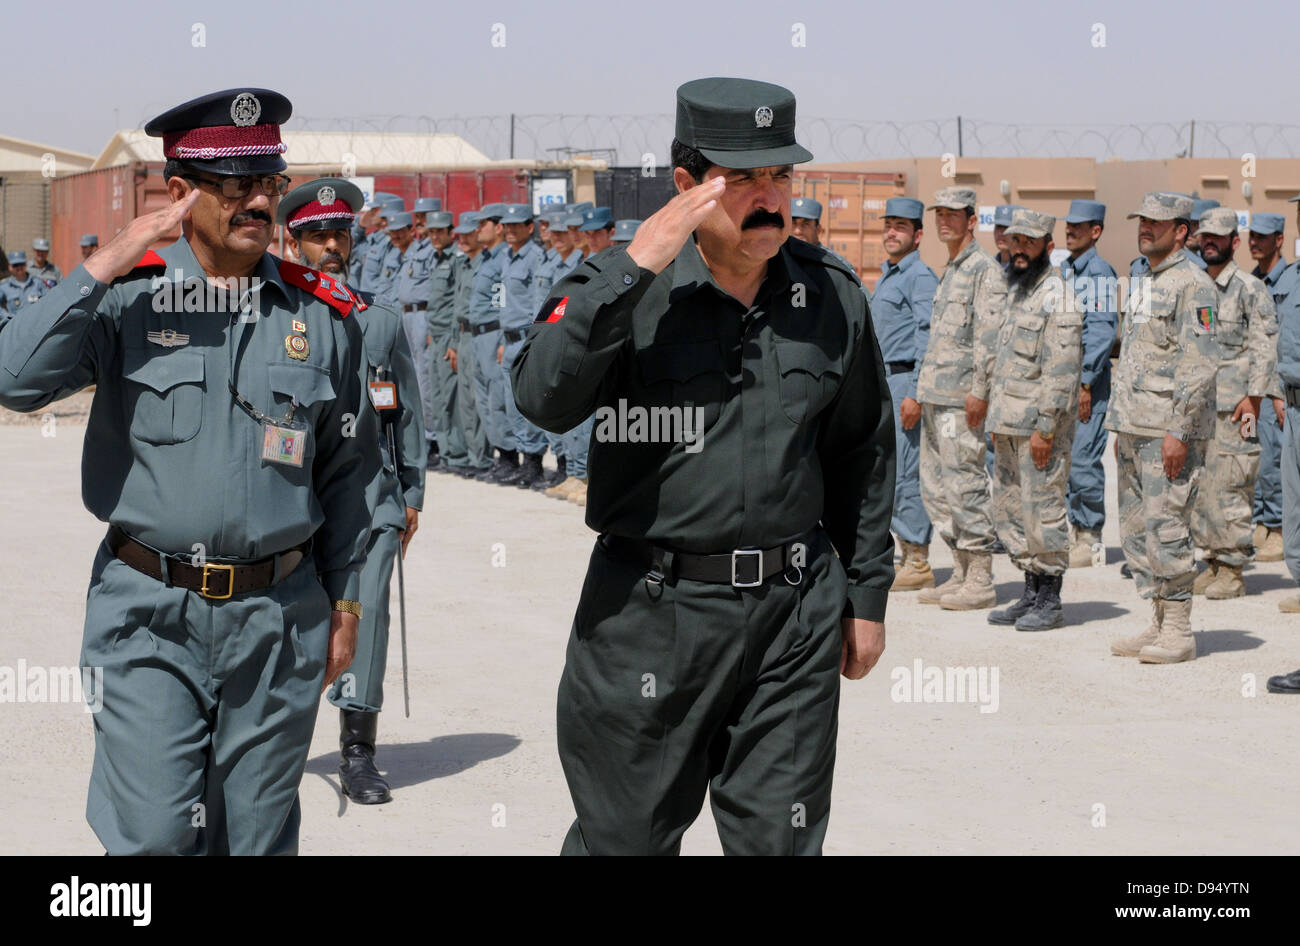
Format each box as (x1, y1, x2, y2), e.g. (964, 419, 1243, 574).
(145, 88, 291, 177)
(277, 178, 364, 233)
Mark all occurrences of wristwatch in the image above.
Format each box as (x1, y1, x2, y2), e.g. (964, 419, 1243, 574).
(332, 599, 363, 618)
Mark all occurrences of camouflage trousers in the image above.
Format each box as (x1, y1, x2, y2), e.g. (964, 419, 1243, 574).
(1116, 432, 1206, 601)
(1190, 411, 1259, 568)
(919, 404, 996, 553)
(991, 420, 1076, 577)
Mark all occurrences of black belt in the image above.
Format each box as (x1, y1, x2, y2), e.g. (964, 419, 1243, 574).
(502, 328, 527, 344)
(458, 318, 471, 333)
(1286, 386, 1300, 410)
(402, 302, 428, 313)
(598, 530, 815, 588)
(107, 525, 309, 600)
(886, 361, 915, 375)
(470, 320, 500, 336)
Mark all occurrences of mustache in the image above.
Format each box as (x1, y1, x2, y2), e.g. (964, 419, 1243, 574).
(230, 210, 272, 226)
(742, 209, 785, 230)
(317, 251, 346, 270)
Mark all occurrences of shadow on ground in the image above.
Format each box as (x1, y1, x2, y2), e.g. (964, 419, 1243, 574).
(1195, 630, 1265, 656)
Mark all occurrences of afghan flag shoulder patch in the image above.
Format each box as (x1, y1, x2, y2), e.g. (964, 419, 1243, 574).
(1195, 305, 1215, 331)
(536, 295, 568, 324)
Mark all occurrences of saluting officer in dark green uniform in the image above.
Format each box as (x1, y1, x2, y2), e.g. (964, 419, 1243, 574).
(513, 77, 895, 856)
(279, 178, 426, 805)
(0, 89, 376, 855)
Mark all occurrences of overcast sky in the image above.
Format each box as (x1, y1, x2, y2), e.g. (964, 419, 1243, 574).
(9, 0, 1297, 159)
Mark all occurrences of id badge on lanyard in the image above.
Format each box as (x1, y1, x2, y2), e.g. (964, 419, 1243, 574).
(228, 316, 312, 468)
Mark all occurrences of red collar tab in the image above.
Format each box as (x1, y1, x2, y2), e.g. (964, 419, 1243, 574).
(277, 258, 356, 317)
(132, 250, 167, 270)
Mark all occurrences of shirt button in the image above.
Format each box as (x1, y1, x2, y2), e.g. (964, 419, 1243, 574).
(623, 274, 634, 286)
(79, 285, 91, 296)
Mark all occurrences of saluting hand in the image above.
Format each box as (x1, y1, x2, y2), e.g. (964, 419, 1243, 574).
(84, 188, 200, 284)
(322, 611, 359, 692)
(626, 176, 726, 274)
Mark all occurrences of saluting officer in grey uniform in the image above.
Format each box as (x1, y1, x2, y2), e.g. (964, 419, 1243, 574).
(0, 89, 376, 854)
(30, 237, 62, 288)
(279, 178, 426, 805)
(1249, 212, 1288, 563)
(0, 251, 47, 320)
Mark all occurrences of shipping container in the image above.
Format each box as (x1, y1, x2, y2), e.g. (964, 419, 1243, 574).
(794, 169, 906, 290)
(594, 167, 678, 221)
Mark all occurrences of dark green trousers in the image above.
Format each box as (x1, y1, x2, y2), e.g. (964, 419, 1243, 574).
(327, 525, 399, 713)
(557, 529, 845, 855)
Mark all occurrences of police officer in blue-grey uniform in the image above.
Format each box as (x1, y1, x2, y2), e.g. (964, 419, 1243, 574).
(1269, 192, 1300, 691)
(391, 210, 436, 457)
(0, 251, 47, 319)
(1250, 212, 1289, 562)
(350, 192, 396, 286)
(80, 234, 99, 261)
(1184, 198, 1219, 270)
(1060, 199, 1118, 566)
(790, 197, 861, 282)
(497, 203, 549, 487)
(468, 203, 518, 481)
(528, 210, 576, 489)
(450, 210, 493, 476)
(992, 204, 1024, 273)
(278, 177, 425, 805)
(871, 197, 937, 590)
(611, 219, 642, 246)
(424, 209, 467, 471)
(411, 196, 441, 239)
(30, 237, 62, 288)
(365, 199, 405, 298)
(0, 89, 376, 855)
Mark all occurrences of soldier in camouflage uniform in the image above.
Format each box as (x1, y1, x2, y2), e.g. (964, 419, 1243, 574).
(986, 211, 1083, 630)
(1107, 193, 1220, 664)
(916, 187, 1007, 610)
(1188, 208, 1279, 599)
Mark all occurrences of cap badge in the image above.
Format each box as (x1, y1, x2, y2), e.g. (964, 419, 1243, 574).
(317, 186, 336, 206)
(755, 106, 773, 128)
(230, 92, 262, 127)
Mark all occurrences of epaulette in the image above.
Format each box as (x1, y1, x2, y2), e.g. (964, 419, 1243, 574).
(787, 237, 859, 283)
(278, 258, 357, 317)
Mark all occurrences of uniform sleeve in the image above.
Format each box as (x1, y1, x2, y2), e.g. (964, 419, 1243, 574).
(1247, 281, 1280, 400)
(312, 312, 381, 602)
(511, 246, 654, 433)
(816, 290, 897, 623)
(969, 262, 1008, 401)
(390, 323, 427, 511)
(1080, 262, 1118, 386)
(1169, 278, 1220, 441)
(1037, 306, 1083, 433)
(0, 265, 115, 411)
(907, 268, 937, 403)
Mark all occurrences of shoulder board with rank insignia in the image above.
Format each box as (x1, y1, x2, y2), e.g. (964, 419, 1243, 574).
(277, 257, 356, 317)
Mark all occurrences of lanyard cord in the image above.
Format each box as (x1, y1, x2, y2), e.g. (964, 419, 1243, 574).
(226, 297, 294, 427)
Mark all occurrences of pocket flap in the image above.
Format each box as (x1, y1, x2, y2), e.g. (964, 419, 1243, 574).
(637, 342, 725, 384)
(775, 340, 839, 378)
(1002, 378, 1038, 398)
(268, 361, 336, 406)
(123, 348, 205, 393)
(1137, 372, 1175, 394)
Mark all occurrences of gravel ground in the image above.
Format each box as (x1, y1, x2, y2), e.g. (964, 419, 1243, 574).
(1, 420, 1296, 855)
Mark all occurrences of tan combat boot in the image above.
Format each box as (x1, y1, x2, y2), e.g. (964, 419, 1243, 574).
(1192, 558, 1219, 595)
(1253, 523, 1267, 548)
(1257, 528, 1284, 562)
(919, 549, 967, 605)
(567, 479, 588, 507)
(891, 542, 936, 592)
(1139, 598, 1196, 663)
(1279, 595, 1300, 613)
(1111, 599, 1163, 656)
(1205, 564, 1245, 599)
(1069, 528, 1101, 568)
(939, 552, 997, 610)
(546, 476, 581, 499)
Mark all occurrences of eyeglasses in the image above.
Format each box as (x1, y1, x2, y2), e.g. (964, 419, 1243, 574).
(183, 173, 292, 199)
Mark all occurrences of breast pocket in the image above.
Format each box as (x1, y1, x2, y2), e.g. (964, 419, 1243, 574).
(1216, 316, 1246, 350)
(122, 348, 205, 445)
(1011, 314, 1045, 362)
(636, 341, 728, 434)
(267, 362, 337, 460)
(774, 338, 842, 425)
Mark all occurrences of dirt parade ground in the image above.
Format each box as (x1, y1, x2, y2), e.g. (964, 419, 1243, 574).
(1, 404, 1297, 856)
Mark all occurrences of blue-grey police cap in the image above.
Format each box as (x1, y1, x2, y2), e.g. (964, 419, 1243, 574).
(1191, 199, 1220, 222)
(32, 237, 50, 251)
(578, 207, 613, 231)
(386, 211, 413, 230)
(992, 204, 1023, 227)
(412, 197, 442, 215)
(7, 251, 26, 266)
(80, 234, 99, 247)
(366, 190, 399, 210)
(883, 197, 924, 222)
(145, 88, 292, 176)
(612, 219, 642, 243)
(453, 211, 482, 234)
(426, 211, 454, 229)
(479, 203, 507, 221)
(499, 203, 534, 224)
(545, 211, 570, 230)
(790, 197, 822, 221)
(1250, 212, 1285, 235)
(1064, 199, 1106, 224)
(564, 202, 594, 215)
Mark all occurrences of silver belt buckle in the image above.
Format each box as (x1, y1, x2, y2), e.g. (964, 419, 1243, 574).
(731, 548, 764, 588)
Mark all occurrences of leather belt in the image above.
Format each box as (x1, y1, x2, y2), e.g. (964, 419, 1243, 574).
(107, 525, 309, 600)
(458, 318, 471, 333)
(886, 360, 915, 375)
(470, 320, 500, 336)
(598, 530, 815, 588)
(502, 328, 527, 344)
(402, 302, 428, 313)
(1287, 386, 1300, 410)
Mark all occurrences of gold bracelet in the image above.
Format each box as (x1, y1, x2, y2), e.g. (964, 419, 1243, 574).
(332, 599, 362, 618)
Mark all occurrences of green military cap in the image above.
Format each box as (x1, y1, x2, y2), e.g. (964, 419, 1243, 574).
(277, 178, 363, 231)
(1196, 206, 1239, 236)
(1128, 192, 1194, 221)
(675, 77, 813, 169)
(927, 187, 977, 211)
(1004, 209, 1055, 239)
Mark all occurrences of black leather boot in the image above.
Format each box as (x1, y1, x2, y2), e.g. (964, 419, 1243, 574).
(1016, 574, 1064, 631)
(339, 710, 392, 804)
(534, 455, 566, 490)
(988, 571, 1037, 625)
(513, 452, 546, 488)
(488, 450, 522, 484)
